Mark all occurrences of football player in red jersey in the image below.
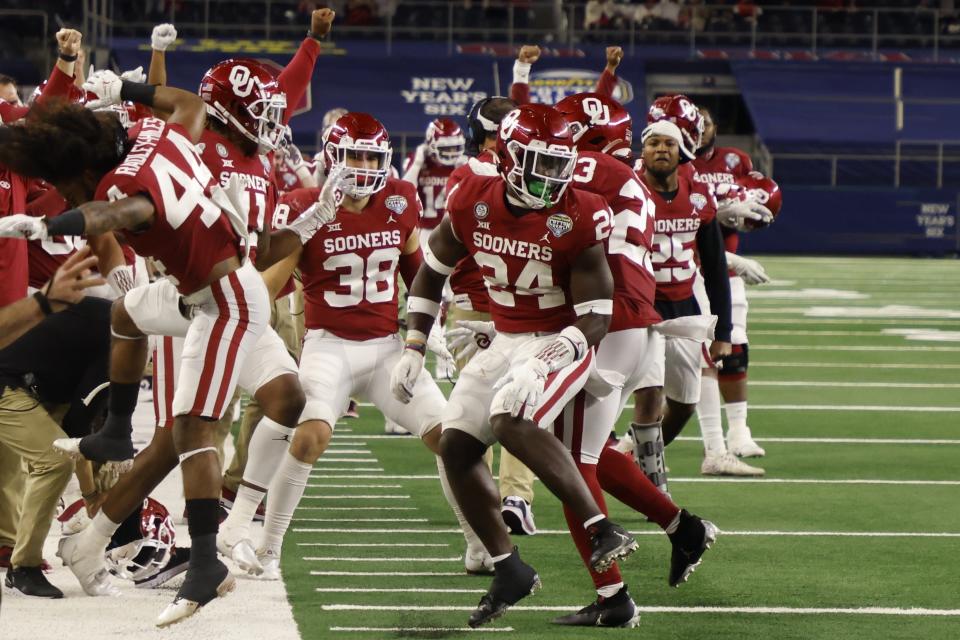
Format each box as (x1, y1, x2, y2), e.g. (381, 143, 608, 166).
(0, 82, 286, 624)
(393, 104, 638, 627)
(402, 117, 467, 238)
(243, 112, 489, 578)
(693, 105, 773, 460)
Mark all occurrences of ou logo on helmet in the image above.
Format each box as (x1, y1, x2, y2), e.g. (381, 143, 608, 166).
(228, 65, 258, 98)
(582, 97, 610, 126)
(499, 109, 521, 140)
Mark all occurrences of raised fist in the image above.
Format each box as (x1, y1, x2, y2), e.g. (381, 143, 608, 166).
(518, 45, 541, 64)
(311, 9, 335, 37)
(151, 24, 178, 51)
(605, 46, 623, 71)
(56, 29, 83, 56)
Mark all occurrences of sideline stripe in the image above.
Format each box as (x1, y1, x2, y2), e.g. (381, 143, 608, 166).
(746, 381, 960, 389)
(316, 458, 380, 463)
(306, 484, 403, 488)
(330, 627, 512, 633)
(321, 588, 484, 593)
(675, 436, 960, 445)
(299, 542, 449, 547)
(304, 475, 960, 485)
(751, 318, 960, 326)
(297, 528, 960, 538)
(296, 506, 417, 511)
(310, 468, 384, 472)
(745, 405, 960, 412)
(300, 495, 411, 499)
(754, 344, 960, 352)
(310, 571, 462, 576)
(752, 362, 960, 369)
(315, 449, 373, 454)
(295, 518, 428, 523)
(304, 556, 462, 562)
(322, 605, 960, 616)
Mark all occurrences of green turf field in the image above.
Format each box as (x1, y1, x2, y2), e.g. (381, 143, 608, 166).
(279, 256, 960, 639)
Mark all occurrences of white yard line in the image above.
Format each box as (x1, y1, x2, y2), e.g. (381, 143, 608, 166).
(295, 527, 960, 537)
(303, 556, 462, 562)
(746, 381, 960, 389)
(752, 362, 960, 369)
(305, 484, 404, 488)
(754, 344, 960, 352)
(322, 589, 484, 593)
(298, 542, 450, 547)
(301, 476, 960, 486)
(296, 506, 417, 511)
(322, 605, 960, 616)
(310, 570, 463, 576)
(315, 458, 381, 463)
(745, 404, 960, 412)
(315, 449, 373, 454)
(299, 494, 411, 499)
(330, 627, 512, 633)
(295, 518, 428, 523)
(674, 436, 960, 445)
(313, 467, 384, 472)
(751, 318, 960, 326)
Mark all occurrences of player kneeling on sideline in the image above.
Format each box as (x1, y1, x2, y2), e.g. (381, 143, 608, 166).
(392, 104, 639, 628)
(251, 112, 493, 579)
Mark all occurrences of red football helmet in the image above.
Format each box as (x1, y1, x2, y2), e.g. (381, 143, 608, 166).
(104, 497, 176, 582)
(199, 58, 287, 152)
(424, 118, 465, 166)
(738, 171, 782, 228)
(554, 92, 633, 161)
(647, 94, 703, 161)
(323, 112, 392, 199)
(497, 104, 578, 210)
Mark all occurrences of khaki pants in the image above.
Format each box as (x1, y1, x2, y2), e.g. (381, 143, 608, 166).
(0, 442, 24, 548)
(222, 284, 305, 493)
(0, 388, 74, 567)
(447, 305, 536, 504)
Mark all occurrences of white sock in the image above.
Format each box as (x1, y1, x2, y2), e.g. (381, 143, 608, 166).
(597, 582, 624, 598)
(726, 401, 749, 432)
(664, 510, 681, 535)
(697, 374, 726, 454)
(583, 514, 605, 529)
(91, 510, 121, 542)
(436, 456, 485, 554)
(242, 417, 296, 489)
(491, 552, 512, 563)
(221, 484, 265, 539)
(260, 452, 312, 555)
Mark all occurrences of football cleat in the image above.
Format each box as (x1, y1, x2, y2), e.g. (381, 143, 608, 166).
(464, 546, 494, 576)
(468, 548, 540, 628)
(667, 509, 718, 587)
(727, 427, 766, 458)
(552, 585, 641, 627)
(220, 487, 265, 523)
(257, 548, 281, 581)
(501, 496, 537, 536)
(57, 532, 120, 597)
(217, 529, 262, 576)
(4, 566, 64, 599)
(135, 546, 190, 589)
(588, 520, 638, 573)
(52, 437, 133, 474)
(383, 419, 410, 435)
(156, 559, 236, 628)
(700, 451, 764, 477)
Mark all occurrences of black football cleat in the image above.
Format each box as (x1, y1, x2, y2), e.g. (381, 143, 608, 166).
(156, 558, 236, 627)
(4, 566, 64, 598)
(552, 585, 641, 627)
(588, 519, 639, 573)
(468, 548, 541, 628)
(667, 509, 718, 587)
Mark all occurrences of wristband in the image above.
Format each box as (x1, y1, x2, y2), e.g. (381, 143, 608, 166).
(33, 291, 53, 315)
(119, 80, 157, 107)
(573, 299, 613, 316)
(404, 329, 428, 356)
(44, 209, 86, 236)
(308, 30, 328, 42)
(513, 60, 532, 84)
(58, 52, 78, 62)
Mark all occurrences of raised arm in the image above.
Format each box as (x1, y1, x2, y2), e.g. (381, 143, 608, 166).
(594, 46, 622, 98)
(509, 45, 540, 105)
(277, 9, 335, 125)
(148, 23, 177, 87)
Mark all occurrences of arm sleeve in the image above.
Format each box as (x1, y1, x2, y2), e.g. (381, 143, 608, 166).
(509, 81, 530, 105)
(696, 217, 732, 343)
(594, 69, 617, 98)
(36, 66, 76, 105)
(277, 38, 321, 125)
(399, 248, 423, 290)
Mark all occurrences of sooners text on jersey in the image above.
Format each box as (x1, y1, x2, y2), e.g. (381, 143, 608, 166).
(280, 179, 421, 340)
(642, 168, 717, 302)
(446, 173, 611, 334)
(572, 150, 660, 331)
(95, 118, 240, 294)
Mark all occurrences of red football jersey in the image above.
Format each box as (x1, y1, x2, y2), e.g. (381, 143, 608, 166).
(641, 169, 718, 302)
(445, 153, 499, 313)
(402, 154, 460, 231)
(199, 128, 279, 240)
(0, 165, 29, 307)
(284, 179, 421, 340)
(95, 118, 240, 295)
(446, 173, 611, 334)
(571, 151, 660, 331)
(692, 146, 752, 253)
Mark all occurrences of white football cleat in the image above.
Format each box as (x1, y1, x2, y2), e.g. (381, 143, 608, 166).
(464, 545, 494, 575)
(257, 548, 281, 580)
(701, 451, 765, 477)
(217, 530, 262, 576)
(155, 568, 236, 628)
(57, 532, 120, 597)
(727, 427, 766, 457)
(383, 419, 410, 435)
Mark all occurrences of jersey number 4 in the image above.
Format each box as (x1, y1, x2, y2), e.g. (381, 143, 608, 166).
(473, 252, 564, 309)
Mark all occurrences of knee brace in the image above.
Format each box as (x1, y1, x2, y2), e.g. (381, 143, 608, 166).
(719, 344, 748, 380)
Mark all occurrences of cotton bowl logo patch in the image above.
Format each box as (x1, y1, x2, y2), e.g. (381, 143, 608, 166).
(474, 202, 489, 220)
(690, 193, 708, 211)
(216, 143, 229, 158)
(725, 152, 741, 170)
(546, 213, 574, 237)
(529, 69, 634, 105)
(385, 195, 408, 215)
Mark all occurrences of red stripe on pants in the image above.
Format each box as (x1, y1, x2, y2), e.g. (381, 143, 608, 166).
(210, 271, 250, 417)
(190, 281, 231, 415)
(533, 351, 593, 424)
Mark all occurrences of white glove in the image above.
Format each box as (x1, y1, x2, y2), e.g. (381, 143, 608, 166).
(0, 214, 47, 240)
(119, 66, 145, 84)
(151, 24, 178, 51)
(716, 200, 772, 231)
(283, 166, 344, 243)
(390, 347, 425, 403)
(82, 69, 123, 110)
(427, 323, 455, 371)
(493, 358, 549, 418)
(726, 252, 770, 285)
(402, 144, 427, 183)
(106, 265, 136, 297)
(446, 319, 496, 361)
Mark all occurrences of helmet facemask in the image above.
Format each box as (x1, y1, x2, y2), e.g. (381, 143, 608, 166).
(429, 135, 465, 166)
(329, 143, 392, 199)
(504, 140, 577, 210)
